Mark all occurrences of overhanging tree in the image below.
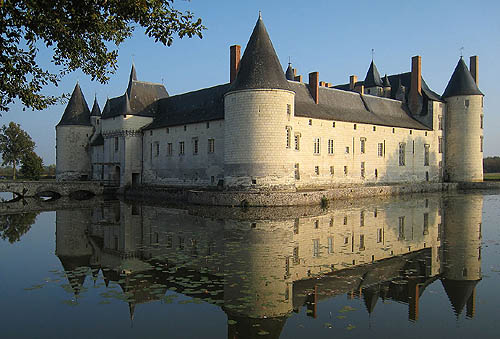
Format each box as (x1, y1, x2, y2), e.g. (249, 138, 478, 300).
(0, 0, 205, 112)
(0, 122, 35, 179)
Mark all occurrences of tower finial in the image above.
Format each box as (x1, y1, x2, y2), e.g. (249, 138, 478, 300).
(259, 11, 262, 19)
(371, 48, 375, 61)
(460, 47, 464, 58)
(288, 56, 291, 66)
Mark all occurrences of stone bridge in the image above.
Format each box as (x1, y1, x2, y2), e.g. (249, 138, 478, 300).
(0, 181, 106, 198)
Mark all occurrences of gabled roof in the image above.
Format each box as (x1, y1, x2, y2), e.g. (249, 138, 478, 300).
(364, 61, 383, 88)
(290, 82, 430, 130)
(144, 83, 230, 130)
(90, 96, 101, 117)
(57, 83, 91, 126)
(229, 15, 290, 92)
(442, 58, 483, 99)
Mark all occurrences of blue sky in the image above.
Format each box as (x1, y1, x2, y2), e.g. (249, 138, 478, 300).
(2, 0, 499, 164)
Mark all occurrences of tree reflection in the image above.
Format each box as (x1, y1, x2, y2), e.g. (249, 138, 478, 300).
(0, 212, 38, 243)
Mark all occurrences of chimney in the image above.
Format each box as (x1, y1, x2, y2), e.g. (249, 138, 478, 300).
(293, 68, 297, 77)
(309, 72, 319, 104)
(230, 45, 241, 82)
(349, 75, 358, 91)
(409, 55, 422, 114)
(294, 75, 303, 82)
(470, 56, 478, 85)
(319, 81, 326, 87)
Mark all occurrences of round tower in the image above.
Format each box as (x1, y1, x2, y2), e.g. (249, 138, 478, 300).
(224, 15, 295, 189)
(443, 57, 484, 182)
(441, 194, 482, 317)
(56, 83, 93, 181)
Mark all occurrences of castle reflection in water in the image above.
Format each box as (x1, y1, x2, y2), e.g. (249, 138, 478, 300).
(55, 194, 482, 337)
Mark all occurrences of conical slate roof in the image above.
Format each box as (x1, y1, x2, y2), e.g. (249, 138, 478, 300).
(442, 58, 483, 98)
(57, 83, 91, 126)
(90, 96, 101, 117)
(441, 278, 479, 316)
(229, 15, 290, 92)
(285, 63, 294, 81)
(127, 64, 138, 96)
(382, 74, 391, 88)
(364, 61, 383, 88)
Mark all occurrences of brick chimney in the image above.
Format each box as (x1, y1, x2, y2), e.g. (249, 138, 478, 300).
(309, 72, 319, 104)
(409, 55, 422, 115)
(230, 45, 241, 82)
(349, 75, 358, 91)
(470, 55, 478, 85)
(294, 75, 303, 82)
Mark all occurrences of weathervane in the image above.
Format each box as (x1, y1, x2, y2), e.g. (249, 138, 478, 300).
(460, 47, 464, 58)
(371, 48, 375, 61)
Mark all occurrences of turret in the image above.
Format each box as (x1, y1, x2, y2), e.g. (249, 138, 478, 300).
(363, 60, 383, 96)
(56, 83, 93, 181)
(443, 57, 484, 182)
(90, 95, 101, 129)
(223, 14, 295, 189)
(441, 194, 482, 318)
(382, 74, 391, 98)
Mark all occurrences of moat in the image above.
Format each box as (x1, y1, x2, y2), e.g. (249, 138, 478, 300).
(1, 190, 499, 338)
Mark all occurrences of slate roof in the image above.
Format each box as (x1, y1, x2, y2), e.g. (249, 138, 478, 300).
(229, 15, 290, 92)
(364, 61, 383, 88)
(90, 96, 101, 117)
(442, 58, 483, 98)
(57, 83, 91, 126)
(143, 83, 230, 130)
(285, 63, 294, 81)
(334, 71, 442, 102)
(290, 82, 430, 130)
(441, 278, 479, 316)
(90, 133, 104, 146)
(382, 74, 391, 88)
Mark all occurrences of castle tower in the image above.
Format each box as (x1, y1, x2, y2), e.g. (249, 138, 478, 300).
(56, 83, 93, 181)
(223, 14, 295, 189)
(363, 60, 383, 96)
(442, 58, 484, 182)
(441, 194, 482, 317)
(90, 95, 101, 129)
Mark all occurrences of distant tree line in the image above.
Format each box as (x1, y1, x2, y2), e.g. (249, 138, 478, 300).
(484, 157, 500, 173)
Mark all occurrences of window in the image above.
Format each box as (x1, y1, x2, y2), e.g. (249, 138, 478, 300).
(287, 104, 291, 120)
(328, 237, 334, 254)
(399, 143, 406, 166)
(480, 115, 484, 129)
(377, 228, 383, 243)
(345, 146, 350, 154)
(313, 239, 320, 257)
(360, 211, 365, 226)
(329, 217, 334, 227)
(373, 126, 376, 131)
(193, 138, 199, 155)
(167, 143, 173, 156)
(343, 216, 348, 225)
(465, 99, 470, 108)
(344, 237, 349, 244)
(378, 143, 384, 157)
(184, 125, 187, 131)
(208, 138, 215, 153)
(314, 166, 320, 175)
(392, 128, 395, 134)
(313, 138, 320, 154)
(424, 144, 430, 166)
(361, 162, 365, 178)
(438, 137, 443, 153)
(155, 142, 159, 157)
(294, 133, 300, 150)
(179, 141, 185, 155)
(438, 116, 443, 130)
(330, 166, 334, 175)
(308, 119, 312, 125)
(166, 127, 169, 134)
(375, 168, 378, 178)
(359, 235, 365, 250)
(353, 123, 357, 130)
(480, 136, 484, 152)
(360, 138, 366, 154)
(206, 122, 210, 129)
(286, 127, 291, 148)
(328, 139, 334, 154)
(294, 163, 300, 180)
(294, 218, 299, 234)
(423, 213, 429, 235)
(293, 246, 299, 264)
(114, 137, 119, 152)
(314, 220, 319, 229)
(398, 216, 405, 240)
(344, 165, 348, 176)
(332, 121, 336, 128)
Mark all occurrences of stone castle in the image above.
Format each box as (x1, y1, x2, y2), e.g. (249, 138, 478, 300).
(56, 15, 484, 189)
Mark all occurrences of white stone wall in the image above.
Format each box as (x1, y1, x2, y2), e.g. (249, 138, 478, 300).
(286, 100, 443, 189)
(444, 95, 483, 182)
(142, 120, 225, 186)
(224, 89, 296, 188)
(90, 145, 104, 180)
(56, 125, 93, 181)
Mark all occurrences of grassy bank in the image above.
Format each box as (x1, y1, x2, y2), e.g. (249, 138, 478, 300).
(484, 173, 500, 181)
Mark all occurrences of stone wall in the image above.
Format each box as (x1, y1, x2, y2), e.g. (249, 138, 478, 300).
(56, 125, 93, 181)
